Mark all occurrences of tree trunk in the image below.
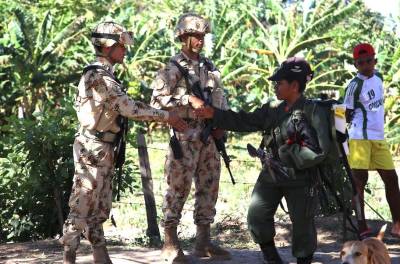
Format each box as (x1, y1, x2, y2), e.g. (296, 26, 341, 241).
(53, 187, 64, 234)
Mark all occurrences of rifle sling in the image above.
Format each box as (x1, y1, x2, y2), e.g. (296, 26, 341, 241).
(170, 59, 211, 102)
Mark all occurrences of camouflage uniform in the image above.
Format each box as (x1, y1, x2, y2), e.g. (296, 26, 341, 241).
(60, 22, 169, 256)
(151, 14, 231, 263)
(151, 51, 228, 228)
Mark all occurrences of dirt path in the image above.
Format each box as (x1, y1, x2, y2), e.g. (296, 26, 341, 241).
(2, 217, 400, 264)
(1, 239, 400, 264)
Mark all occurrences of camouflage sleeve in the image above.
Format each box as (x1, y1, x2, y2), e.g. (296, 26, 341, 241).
(150, 64, 190, 109)
(89, 73, 169, 121)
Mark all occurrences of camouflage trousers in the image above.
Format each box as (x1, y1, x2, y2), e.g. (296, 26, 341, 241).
(162, 137, 221, 228)
(60, 135, 114, 249)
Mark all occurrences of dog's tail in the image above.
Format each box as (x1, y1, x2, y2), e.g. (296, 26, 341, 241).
(376, 224, 387, 240)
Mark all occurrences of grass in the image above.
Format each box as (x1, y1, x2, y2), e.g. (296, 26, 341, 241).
(105, 130, 396, 248)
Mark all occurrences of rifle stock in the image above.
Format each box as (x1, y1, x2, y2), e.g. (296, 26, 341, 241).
(114, 116, 128, 201)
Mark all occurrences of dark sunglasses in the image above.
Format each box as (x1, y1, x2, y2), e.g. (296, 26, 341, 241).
(356, 57, 375, 66)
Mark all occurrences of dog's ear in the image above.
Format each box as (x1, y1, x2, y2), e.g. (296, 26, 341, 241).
(368, 247, 374, 264)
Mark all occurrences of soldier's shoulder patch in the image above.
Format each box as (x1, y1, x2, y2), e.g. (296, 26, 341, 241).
(153, 66, 178, 91)
(85, 71, 105, 86)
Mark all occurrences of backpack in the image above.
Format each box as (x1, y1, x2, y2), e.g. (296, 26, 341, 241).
(303, 100, 357, 234)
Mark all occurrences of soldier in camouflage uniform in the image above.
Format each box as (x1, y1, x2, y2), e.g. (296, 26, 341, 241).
(150, 13, 231, 263)
(60, 21, 187, 264)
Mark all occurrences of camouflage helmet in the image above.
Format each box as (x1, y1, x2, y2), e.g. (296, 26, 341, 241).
(91, 21, 133, 47)
(174, 13, 211, 39)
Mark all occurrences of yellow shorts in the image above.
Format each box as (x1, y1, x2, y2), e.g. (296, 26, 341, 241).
(348, 139, 395, 170)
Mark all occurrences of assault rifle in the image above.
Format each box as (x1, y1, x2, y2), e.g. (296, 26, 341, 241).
(246, 143, 292, 182)
(114, 115, 129, 201)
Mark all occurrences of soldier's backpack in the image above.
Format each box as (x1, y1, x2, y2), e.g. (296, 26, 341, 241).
(302, 99, 359, 237)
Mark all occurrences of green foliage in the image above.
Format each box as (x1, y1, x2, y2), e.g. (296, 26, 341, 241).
(0, 97, 76, 242)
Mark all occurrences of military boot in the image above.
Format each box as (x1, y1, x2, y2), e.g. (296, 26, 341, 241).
(161, 227, 188, 263)
(297, 254, 313, 264)
(193, 224, 231, 260)
(63, 246, 76, 264)
(92, 245, 113, 264)
(260, 242, 283, 264)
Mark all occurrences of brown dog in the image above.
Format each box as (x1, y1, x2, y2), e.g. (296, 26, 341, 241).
(340, 224, 391, 264)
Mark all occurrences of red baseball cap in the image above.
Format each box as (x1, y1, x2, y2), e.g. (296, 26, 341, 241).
(353, 43, 375, 60)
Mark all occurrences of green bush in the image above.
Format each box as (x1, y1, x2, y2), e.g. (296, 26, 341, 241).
(0, 97, 76, 242)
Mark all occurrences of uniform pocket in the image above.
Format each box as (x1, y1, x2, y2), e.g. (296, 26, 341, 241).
(74, 137, 113, 167)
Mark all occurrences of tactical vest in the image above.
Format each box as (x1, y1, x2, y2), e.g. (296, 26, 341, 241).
(170, 57, 227, 141)
(75, 64, 126, 142)
(75, 65, 121, 133)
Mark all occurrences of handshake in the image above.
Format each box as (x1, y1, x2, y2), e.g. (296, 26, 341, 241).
(188, 95, 216, 119)
(166, 95, 217, 132)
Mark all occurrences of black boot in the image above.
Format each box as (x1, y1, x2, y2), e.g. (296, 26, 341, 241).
(297, 254, 313, 264)
(260, 242, 283, 264)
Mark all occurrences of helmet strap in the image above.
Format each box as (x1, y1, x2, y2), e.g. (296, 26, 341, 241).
(187, 36, 200, 54)
(94, 45, 106, 57)
(106, 44, 119, 64)
(96, 44, 118, 64)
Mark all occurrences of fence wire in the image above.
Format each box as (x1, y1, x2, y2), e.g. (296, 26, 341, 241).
(116, 139, 395, 223)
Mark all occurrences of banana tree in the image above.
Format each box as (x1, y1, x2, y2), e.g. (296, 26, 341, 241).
(240, 0, 363, 100)
(0, 9, 88, 118)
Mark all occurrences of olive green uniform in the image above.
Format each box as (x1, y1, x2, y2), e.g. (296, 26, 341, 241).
(211, 96, 331, 258)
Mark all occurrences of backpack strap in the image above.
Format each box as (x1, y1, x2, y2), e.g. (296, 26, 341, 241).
(170, 59, 197, 99)
(303, 100, 338, 155)
(170, 56, 215, 86)
(200, 57, 217, 72)
(83, 65, 122, 85)
(170, 60, 190, 84)
(170, 59, 213, 105)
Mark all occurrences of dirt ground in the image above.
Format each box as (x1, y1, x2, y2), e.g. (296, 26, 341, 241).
(1, 216, 400, 264)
